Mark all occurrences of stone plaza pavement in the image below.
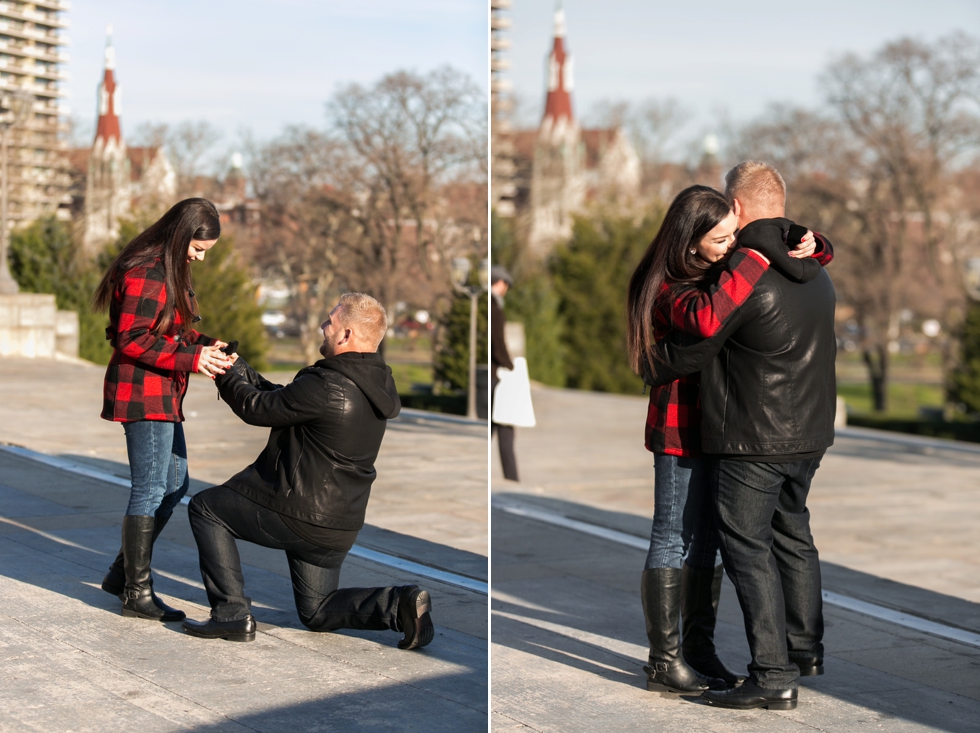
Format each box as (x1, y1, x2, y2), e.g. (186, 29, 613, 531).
(491, 384, 980, 732)
(0, 357, 488, 732)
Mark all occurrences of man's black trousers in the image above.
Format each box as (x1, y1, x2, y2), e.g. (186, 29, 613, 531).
(711, 456, 825, 689)
(188, 485, 403, 632)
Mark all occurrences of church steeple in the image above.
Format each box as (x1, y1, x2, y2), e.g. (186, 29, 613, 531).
(94, 25, 122, 145)
(542, 2, 573, 126)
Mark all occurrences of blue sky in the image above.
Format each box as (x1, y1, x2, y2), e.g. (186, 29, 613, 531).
(508, 0, 980, 148)
(65, 0, 487, 146)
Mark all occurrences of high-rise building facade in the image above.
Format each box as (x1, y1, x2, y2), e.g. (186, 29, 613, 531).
(0, 0, 72, 225)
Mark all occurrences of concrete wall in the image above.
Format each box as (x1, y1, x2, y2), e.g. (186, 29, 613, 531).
(0, 294, 79, 359)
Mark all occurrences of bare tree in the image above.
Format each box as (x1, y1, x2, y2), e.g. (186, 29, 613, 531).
(729, 33, 980, 411)
(245, 67, 486, 362)
(132, 120, 225, 196)
(325, 66, 487, 315)
(247, 127, 348, 364)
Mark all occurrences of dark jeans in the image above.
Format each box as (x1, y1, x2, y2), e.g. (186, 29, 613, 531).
(644, 453, 720, 570)
(187, 485, 404, 632)
(492, 423, 519, 481)
(122, 420, 189, 519)
(712, 456, 824, 689)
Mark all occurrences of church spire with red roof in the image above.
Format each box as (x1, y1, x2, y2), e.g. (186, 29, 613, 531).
(94, 25, 122, 145)
(542, 2, 573, 126)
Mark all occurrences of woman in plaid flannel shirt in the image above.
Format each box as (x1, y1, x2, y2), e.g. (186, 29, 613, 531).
(93, 198, 235, 623)
(625, 186, 833, 695)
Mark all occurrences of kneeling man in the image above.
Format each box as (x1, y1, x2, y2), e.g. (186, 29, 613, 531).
(182, 292, 433, 649)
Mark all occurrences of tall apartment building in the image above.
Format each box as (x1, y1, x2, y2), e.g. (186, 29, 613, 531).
(0, 0, 71, 225)
(490, 0, 517, 217)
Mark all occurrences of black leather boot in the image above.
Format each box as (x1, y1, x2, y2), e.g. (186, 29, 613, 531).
(397, 585, 434, 650)
(641, 568, 725, 693)
(103, 514, 184, 620)
(681, 564, 745, 688)
(120, 515, 184, 622)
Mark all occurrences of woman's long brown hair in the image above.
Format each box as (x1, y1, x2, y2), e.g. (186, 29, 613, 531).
(626, 185, 733, 378)
(93, 198, 221, 336)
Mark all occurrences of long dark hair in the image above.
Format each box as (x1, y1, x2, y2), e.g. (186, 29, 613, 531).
(626, 185, 733, 376)
(94, 198, 221, 336)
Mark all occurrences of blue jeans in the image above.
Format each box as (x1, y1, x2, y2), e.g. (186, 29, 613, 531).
(644, 453, 720, 571)
(712, 456, 824, 690)
(122, 420, 189, 519)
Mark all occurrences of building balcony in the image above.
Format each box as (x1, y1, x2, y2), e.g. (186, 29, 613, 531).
(491, 16, 512, 30)
(491, 58, 511, 71)
(491, 37, 511, 51)
(33, 0, 71, 12)
(490, 0, 513, 8)
(0, 3, 68, 29)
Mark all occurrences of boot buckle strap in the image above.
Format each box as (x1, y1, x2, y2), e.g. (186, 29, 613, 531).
(654, 662, 669, 674)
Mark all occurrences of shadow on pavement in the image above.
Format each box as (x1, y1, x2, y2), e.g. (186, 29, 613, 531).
(56, 452, 489, 582)
(492, 492, 980, 733)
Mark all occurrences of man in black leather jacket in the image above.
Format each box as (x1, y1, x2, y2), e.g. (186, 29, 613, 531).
(652, 162, 836, 710)
(180, 293, 434, 650)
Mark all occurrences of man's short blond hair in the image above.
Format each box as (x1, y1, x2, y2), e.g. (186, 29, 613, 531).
(725, 161, 786, 210)
(336, 292, 388, 351)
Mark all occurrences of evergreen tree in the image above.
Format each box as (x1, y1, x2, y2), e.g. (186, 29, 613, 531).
(491, 212, 566, 386)
(949, 302, 980, 413)
(9, 216, 112, 363)
(550, 209, 664, 393)
(9, 216, 267, 368)
(190, 234, 268, 370)
(432, 268, 488, 392)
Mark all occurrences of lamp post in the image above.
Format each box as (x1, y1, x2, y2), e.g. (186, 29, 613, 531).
(451, 257, 488, 420)
(0, 90, 33, 295)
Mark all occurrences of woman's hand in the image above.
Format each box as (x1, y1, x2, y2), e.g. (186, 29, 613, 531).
(197, 346, 233, 379)
(788, 230, 817, 259)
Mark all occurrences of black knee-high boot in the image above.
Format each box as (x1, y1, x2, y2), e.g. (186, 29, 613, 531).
(681, 564, 744, 688)
(103, 514, 184, 619)
(641, 568, 724, 693)
(119, 515, 185, 621)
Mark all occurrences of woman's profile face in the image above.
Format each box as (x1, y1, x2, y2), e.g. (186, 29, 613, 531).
(694, 210, 737, 263)
(187, 238, 218, 263)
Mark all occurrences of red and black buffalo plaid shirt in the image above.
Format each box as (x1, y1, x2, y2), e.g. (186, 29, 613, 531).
(101, 258, 215, 422)
(644, 234, 835, 457)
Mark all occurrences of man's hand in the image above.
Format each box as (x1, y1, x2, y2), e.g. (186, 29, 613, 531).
(788, 230, 816, 259)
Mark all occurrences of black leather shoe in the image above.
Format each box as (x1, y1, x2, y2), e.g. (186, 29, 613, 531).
(397, 586, 434, 650)
(793, 655, 824, 676)
(703, 680, 798, 710)
(182, 615, 256, 642)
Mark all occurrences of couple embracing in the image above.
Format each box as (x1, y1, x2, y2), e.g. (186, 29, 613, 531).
(627, 161, 837, 710)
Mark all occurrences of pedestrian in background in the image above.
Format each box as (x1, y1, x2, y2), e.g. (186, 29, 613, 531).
(491, 266, 519, 481)
(93, 198, 234, 622)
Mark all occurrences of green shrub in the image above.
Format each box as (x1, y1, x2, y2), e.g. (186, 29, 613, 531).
(948, 301, 980, 413)
(491, 211, 566, 386)
(8, 216, 112, 363)
(432, 263, 488, 392)
(550, 210, 663, 393)
(191, 234, 268, 370)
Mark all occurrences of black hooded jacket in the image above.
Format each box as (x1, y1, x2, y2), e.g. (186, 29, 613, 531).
(215, 351, 401, 531)
(651, 218, 837, 458)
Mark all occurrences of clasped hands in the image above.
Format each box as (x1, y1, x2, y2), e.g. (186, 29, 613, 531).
(197, 341, 239, 379)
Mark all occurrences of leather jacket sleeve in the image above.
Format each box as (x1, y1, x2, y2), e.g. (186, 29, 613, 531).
(648, 310, 743, 387)
(217, 360, 327, 428)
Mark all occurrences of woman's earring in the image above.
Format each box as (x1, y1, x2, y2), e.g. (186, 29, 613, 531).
(690, 248, 696, 255)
